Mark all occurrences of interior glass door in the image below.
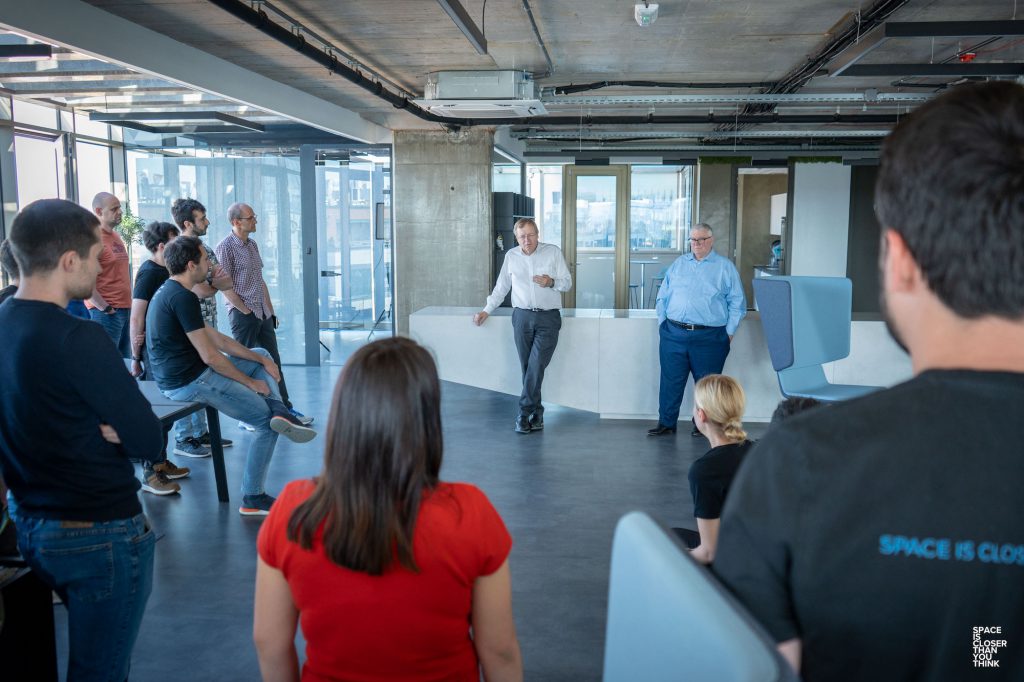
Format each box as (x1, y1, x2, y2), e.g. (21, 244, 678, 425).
(563, 165, 629, 308)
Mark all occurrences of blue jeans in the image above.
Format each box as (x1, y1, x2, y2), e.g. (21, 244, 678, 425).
(88, 308, 130, 358)
(657, 322, 731, 426)
(172, 408, 209, 443)
(163, 349, 281, 496)
(9, 498, 155, 682)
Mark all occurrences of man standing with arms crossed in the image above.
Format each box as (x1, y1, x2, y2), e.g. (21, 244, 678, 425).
(216, 202, 312, 426)
(0, 199, 162, 679)
(648, 223, 746, 437)
(85, 191, 133, 357)
(474, 218, 572, 434)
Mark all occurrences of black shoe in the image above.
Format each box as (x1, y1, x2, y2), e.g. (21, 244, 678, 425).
(647, 424, 677, 436)
(515, 416, 532, 434)
(528, 413, 544, 430)
(691, 425, 703, 437)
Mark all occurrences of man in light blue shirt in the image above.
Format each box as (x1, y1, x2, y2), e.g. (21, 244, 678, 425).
(649, 223, 746, 437)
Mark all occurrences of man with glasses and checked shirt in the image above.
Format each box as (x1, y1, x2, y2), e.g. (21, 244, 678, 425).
(647, 222, 746, 438)
(216, 202, 313, 427)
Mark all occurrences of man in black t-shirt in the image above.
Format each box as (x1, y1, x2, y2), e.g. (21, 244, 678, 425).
(127, 221, 194, 494)
(714, 82, 1024, 681)
(147, 236, 317, 516)
(0, 199, 162, 680)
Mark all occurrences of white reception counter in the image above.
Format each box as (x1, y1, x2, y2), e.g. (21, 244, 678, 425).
(409, 307, 911, 422)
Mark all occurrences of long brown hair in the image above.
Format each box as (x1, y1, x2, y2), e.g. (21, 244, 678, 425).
(287, 337, 443, 575)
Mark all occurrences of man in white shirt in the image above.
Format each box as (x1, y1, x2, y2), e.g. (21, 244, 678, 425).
(474, 218, 572, 433)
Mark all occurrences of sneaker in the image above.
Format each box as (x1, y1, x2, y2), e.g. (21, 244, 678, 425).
(141, 470, 181, 496)
(515, 415, 531, 434)
(239, 493, 276, 516)
(288, 408, 314, 426)
(270, 414, 317, 443)
(198, 432, 233, 448)
(154, 459, 191, 480)
(528, 413, 544, 431)
(173, 437, 211, 458)
(238, 421, 256, 432)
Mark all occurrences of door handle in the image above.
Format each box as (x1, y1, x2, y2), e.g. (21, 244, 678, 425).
(320, 270, 341, 277)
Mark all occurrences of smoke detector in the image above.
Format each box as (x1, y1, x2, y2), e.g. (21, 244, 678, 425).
(635, 2, 659, 27)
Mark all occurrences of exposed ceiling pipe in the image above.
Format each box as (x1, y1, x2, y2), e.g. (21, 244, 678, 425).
(205, 0, 904, 129)
(548, 80, 774, 95)
(255, 0, 417, 100)
(716, 0, 911, 135)
(521, 0, 554, 78)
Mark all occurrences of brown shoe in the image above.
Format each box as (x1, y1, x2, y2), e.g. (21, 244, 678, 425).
(141, 470, 181, 496)
(154, 459, 191, 480)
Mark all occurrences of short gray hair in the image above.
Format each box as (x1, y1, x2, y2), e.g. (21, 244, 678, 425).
(691, 223, 713, 235)
(227, 202, 247, 223)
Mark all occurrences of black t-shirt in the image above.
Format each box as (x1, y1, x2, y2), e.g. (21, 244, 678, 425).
(146, 279, 208, 391)
(0, 284, 16, 305)
(132, 258, 169, 302)
(0, 299, 162, 520)
(714, 370, 1024, 681)
(688, 439, 753, 519)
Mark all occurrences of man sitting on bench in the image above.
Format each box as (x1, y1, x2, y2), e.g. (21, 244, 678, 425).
(146, 236, 316, 516)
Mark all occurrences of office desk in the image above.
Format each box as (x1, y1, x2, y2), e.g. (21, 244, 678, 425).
(138, 382, 229, 503)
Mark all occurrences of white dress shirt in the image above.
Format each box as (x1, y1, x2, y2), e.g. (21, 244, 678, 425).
(483, 242, 573, 313)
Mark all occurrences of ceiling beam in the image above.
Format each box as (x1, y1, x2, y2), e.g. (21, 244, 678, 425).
(838, 63, 1024, 77)
(436, 0, 488, 55)
(0, 0, 390, 144)
(830, 20, 1024, 76)
(90, 110, 265, 132)
(0, 43, 51, 58)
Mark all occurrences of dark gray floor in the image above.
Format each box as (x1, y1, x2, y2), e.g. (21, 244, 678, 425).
(54, 366, 769, 681)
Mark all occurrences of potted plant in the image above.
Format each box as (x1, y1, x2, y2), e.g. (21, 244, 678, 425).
(115, 200, 146, 285)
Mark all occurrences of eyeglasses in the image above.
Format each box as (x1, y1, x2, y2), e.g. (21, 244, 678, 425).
(238, 214, 257, 222)
(689, 236, 712, 245)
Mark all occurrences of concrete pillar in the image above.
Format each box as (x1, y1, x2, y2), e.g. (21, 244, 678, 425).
(393, 128, 493, 334)
(695, 163, 737, 259)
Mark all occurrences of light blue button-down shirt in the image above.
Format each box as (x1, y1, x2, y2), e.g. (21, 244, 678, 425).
(655, 250, 747, 335)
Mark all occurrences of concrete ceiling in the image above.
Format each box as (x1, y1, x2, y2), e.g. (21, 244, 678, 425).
(14, 1, 1024, 154)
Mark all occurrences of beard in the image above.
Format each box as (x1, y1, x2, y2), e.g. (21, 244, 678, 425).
(69, 278, 96, 301)
(879, 290, 909, 354)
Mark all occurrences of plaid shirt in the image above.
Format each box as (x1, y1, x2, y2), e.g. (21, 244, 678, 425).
(215, 232, 272, 320)
(199, 240, 218, 327)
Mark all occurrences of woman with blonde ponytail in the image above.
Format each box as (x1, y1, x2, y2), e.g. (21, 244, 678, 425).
(683, 374, 753, 565)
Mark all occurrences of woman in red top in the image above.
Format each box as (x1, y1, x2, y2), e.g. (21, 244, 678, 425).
(254, 337, 522, 682)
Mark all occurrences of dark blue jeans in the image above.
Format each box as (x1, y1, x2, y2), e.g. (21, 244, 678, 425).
(657, 322, 730, 427)
(9, 499, 155, 682)
(88, 307, 131, 359)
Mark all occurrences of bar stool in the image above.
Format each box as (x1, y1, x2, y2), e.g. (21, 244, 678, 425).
(647, 276, 664, 308)
(629, 284, 641, 308)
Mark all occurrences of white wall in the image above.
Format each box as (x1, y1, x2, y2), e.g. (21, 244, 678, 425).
(789, 163, 851, 276)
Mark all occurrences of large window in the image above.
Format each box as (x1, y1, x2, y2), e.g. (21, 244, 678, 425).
(76, 142, 112, 207)
(492, 163, 521, 193)
(630, 165, 693, 251)
(527, 165, 563, 245)
(14, 133, 67, 207)
(125, 150, 306, 364)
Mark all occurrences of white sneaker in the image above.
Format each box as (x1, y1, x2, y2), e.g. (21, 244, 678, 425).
(238, 421, 257, 432)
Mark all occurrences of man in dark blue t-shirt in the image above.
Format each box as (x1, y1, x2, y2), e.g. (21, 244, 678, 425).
(147, 236, 317, 516)
(0, 199, 163, 681)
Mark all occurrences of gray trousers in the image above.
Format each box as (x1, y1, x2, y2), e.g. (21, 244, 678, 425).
(512, 308, 562, 416)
